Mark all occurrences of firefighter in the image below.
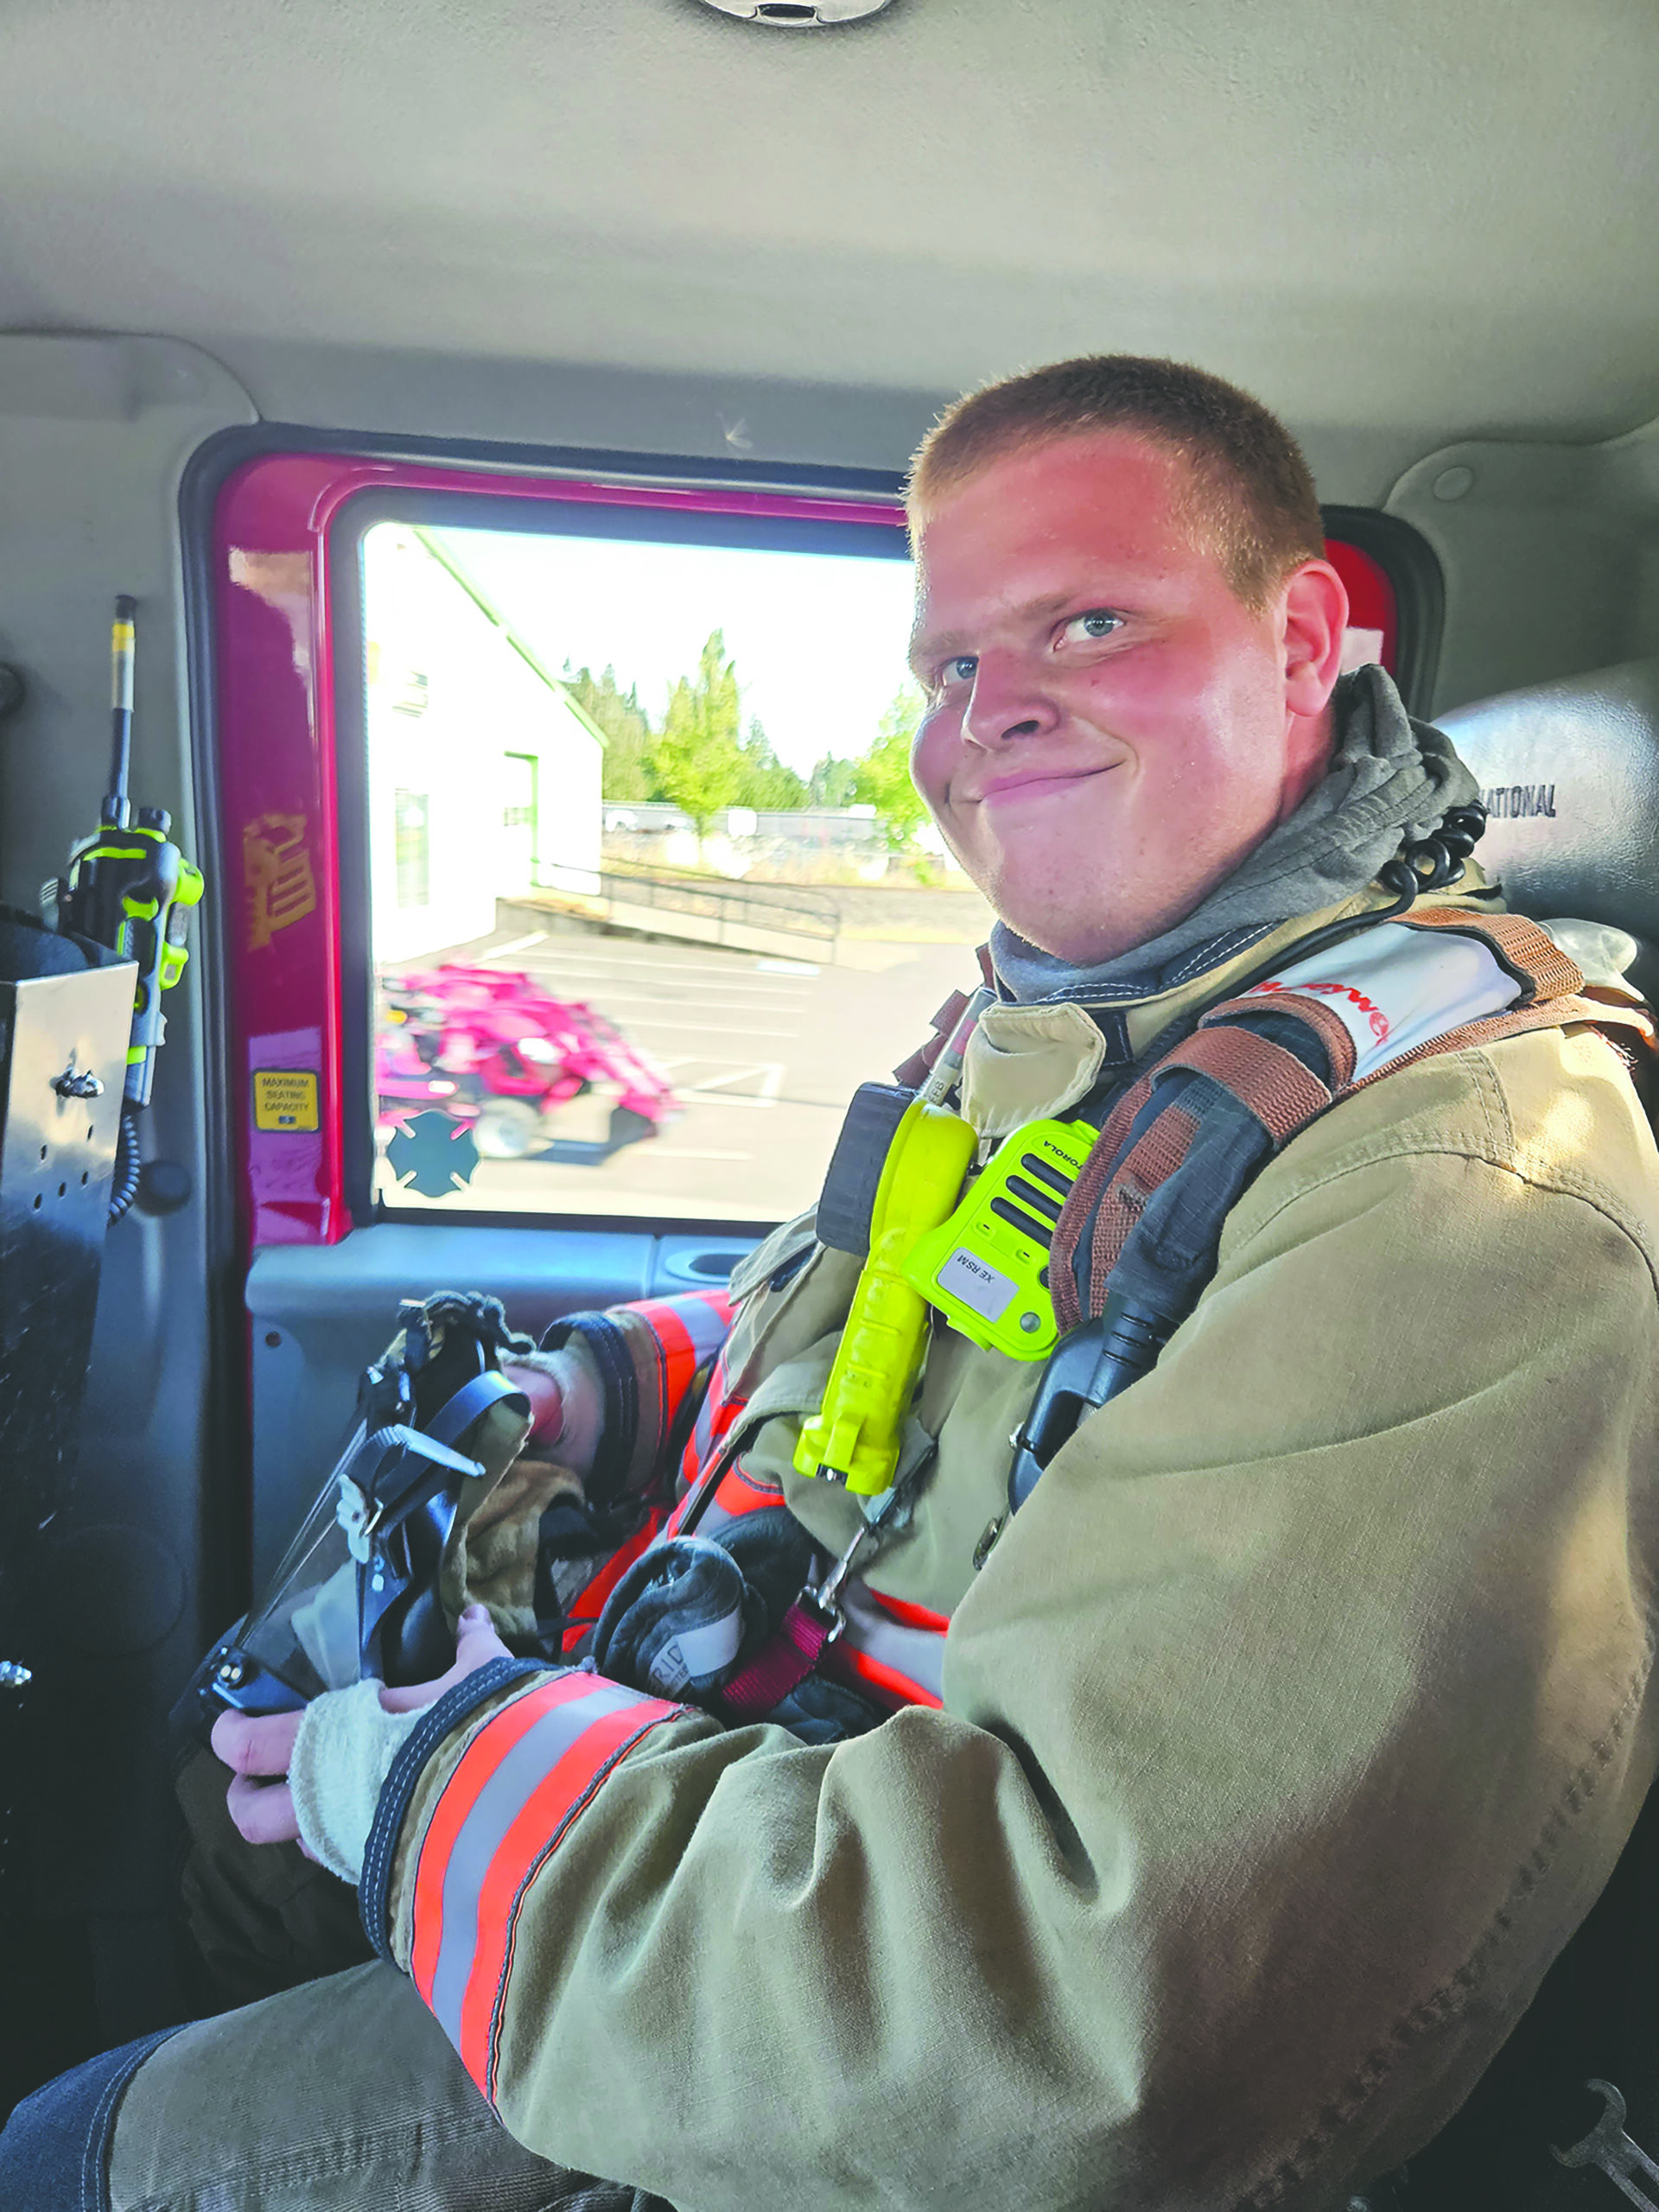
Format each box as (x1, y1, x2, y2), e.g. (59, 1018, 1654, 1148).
(9, 357, 1659, 2212)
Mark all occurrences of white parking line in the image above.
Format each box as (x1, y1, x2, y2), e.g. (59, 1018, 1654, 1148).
(683, 1090, 780, 1111)
(625, 1018, 799, 1039)
(684, 1062, 771, 1093)
(538, 991, 810, 1017)
(480, 931, 550, 960)
(524, 971, 810, 1007)
(512, 950, 816, 987)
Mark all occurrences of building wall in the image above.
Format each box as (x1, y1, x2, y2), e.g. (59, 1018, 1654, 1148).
(363, 526, 602, 964)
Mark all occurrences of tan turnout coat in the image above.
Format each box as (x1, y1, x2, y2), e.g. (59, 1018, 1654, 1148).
(369, 889, 1659, 2211)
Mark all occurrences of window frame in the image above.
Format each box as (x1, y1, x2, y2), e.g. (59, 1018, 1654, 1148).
(333, 480, 916, 1237)
(186, 427, 1444, 1256)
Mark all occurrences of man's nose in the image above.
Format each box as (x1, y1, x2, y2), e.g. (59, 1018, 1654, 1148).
(961, 654, 1060, 750)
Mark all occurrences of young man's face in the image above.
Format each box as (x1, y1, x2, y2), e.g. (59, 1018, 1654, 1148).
(908, 432, 1346, 965)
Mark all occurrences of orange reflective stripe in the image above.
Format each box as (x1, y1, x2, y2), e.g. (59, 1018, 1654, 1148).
(711, 1461, 781, 1519)
(679, 1345, 747, 1493)
(462, 1695, 679, 2095)
(836, 1582, 947, 1706)
(666, 1351, 750, 1535)
(407, 1671, 682, 2098)
(626, 1298, 696, 1447)
(864, 1588, 950, 1636)
(829, 1644, 944, 1712)
(559, 1510, 665, 1653)
(410, 1672, 600, 2007)
(614, 1290, 734, 1474)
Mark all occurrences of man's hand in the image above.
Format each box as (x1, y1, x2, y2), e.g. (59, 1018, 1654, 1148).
(212, 1604, 512, 1852)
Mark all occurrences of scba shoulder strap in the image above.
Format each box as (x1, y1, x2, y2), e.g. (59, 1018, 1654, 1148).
(1009, 911, 1655, 1510)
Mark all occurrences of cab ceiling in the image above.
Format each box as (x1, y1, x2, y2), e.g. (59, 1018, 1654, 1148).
(2, 0, 1656, 481)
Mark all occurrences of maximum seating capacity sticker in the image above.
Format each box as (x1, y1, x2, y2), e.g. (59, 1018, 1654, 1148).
(253, 1069, 320, 1132)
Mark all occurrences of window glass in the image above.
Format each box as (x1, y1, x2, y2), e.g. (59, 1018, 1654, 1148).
(393, 790, 430, 908)
(359, 516, 992, 1224)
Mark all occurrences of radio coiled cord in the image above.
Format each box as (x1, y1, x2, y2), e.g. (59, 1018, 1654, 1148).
(108, 1107, 141, 1224)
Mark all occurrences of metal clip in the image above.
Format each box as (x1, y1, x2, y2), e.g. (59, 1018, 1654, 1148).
(801, 1518, 872, 1641)
(1553, 2080, 1659, 2206)
(335, 1474, 376, 1563)
(799, 1450, 927, 1640)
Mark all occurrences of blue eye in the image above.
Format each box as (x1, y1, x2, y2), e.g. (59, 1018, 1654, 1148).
(1063, 610, 1122, 643)
(944, 656, 977, 683)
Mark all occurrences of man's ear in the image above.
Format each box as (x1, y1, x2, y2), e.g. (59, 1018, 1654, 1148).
(1281, 559, 1349, 719)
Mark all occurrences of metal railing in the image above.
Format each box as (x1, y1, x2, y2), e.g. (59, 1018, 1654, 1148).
(535, 861, 840, 946)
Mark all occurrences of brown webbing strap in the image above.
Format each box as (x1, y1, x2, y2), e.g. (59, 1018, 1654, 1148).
(1154, 1024, 1334, 1142)
(893, 947, 1004, 1086)
(1205, 988, 1360, 1087)
(1402, 908, 1586, 1004)
(1341, 994, 1656, 1096)
(1047, 969, 1654, 1333)
(1049, 1070, 1155, 1330)
(893, 987, 970, 1089)
(1082, 1103, 1202, 1301)
(1049, 1022, 1334, 1329)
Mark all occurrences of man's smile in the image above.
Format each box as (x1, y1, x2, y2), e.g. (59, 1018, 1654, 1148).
(966, 762, 1121, 807)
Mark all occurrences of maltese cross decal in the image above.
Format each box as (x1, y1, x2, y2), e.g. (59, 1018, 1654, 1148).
(385, 1109, 480, 1198)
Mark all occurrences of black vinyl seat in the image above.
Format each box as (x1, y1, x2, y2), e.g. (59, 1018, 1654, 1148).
(1440, 656, 1659, 1003)
(1372, 660, 1659, 2208)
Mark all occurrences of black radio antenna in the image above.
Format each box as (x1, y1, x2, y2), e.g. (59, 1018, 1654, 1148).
(103, 595, 136, 828)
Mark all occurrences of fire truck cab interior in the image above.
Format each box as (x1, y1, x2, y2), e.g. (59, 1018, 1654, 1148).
(2, 0, 1658, 2195)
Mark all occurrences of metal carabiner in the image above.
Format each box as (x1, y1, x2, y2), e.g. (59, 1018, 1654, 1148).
(800, 1462, 922, 1636)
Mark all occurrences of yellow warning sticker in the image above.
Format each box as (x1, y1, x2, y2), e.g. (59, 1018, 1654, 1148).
(253, 1070, 320, 1133)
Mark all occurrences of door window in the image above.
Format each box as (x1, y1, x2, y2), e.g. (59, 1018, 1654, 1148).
(354, 509, 984, 1224)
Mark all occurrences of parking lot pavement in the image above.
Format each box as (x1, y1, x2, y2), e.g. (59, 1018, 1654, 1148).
(374, 925, 983, 1224)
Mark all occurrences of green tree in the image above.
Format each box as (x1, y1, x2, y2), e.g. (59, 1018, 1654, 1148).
(649, 630, 747, 850)
(807, 753, 861, 808)
(565, 663, 658, 802)
(852, 685, 930, 852)
(734, 717, 807, 810)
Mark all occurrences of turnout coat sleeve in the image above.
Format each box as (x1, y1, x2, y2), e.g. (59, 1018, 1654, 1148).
(365, 1033, 1659, 2212)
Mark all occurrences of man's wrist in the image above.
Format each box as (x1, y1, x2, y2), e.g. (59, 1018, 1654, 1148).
(500, 1342, 605, 1476)
(288, 1680, 423, 1887)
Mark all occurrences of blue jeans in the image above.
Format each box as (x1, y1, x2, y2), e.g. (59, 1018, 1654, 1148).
(5, 1963, 671, 2212)
(0, 2027, 184, 2211)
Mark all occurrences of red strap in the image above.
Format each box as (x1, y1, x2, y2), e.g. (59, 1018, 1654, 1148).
(717, 1600, 834, 1722)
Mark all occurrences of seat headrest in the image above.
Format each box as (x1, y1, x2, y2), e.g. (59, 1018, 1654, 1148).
(1438, 657, 1659, 1002)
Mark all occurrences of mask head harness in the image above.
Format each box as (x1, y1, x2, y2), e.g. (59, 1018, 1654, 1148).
(178, 1294, 531, 1736)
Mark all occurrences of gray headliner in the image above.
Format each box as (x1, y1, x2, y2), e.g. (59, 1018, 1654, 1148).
(3, 0, 1657, 478)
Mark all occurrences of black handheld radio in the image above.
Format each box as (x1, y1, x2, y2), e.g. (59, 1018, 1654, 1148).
(44, 598, 206, 1217)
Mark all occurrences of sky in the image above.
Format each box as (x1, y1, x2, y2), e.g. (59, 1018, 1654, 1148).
(427, 524, 921, 777)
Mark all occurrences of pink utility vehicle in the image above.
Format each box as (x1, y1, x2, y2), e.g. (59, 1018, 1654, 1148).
(376, 963, 679, 1159)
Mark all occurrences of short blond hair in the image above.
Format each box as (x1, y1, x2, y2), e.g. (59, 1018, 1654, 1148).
(907, 355, 1325, 613)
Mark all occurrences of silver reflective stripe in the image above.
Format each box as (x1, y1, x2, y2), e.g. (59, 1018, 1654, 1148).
(677, 1297, 733, 1363)
(841, 1582, 947, 1699)
(691, 1498, 745, 1543)
(429, 1680, 643, 2048)
(691, 1382, 717, 1463)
